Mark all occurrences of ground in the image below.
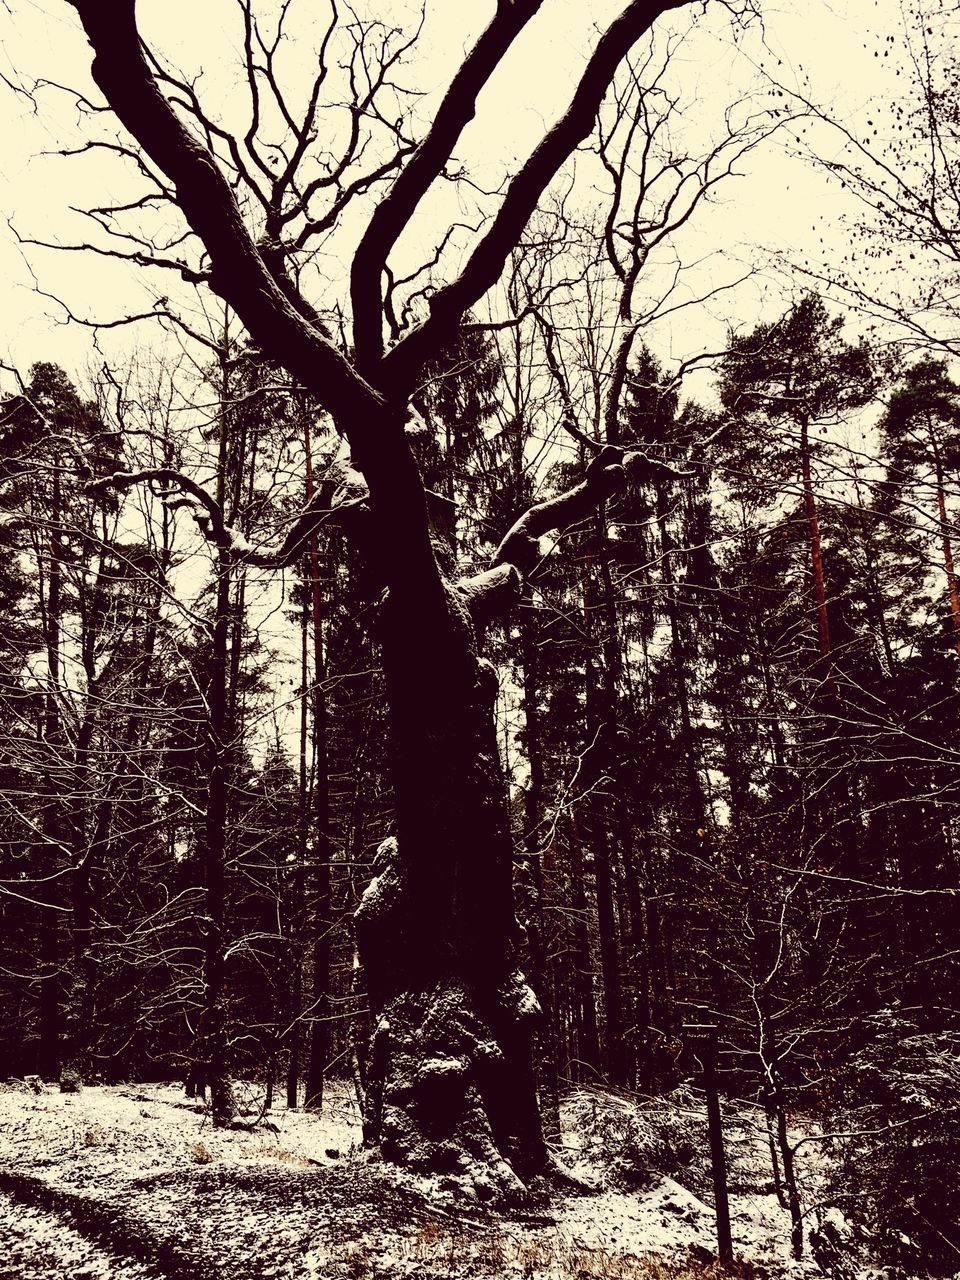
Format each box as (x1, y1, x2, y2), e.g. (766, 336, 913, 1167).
(0, 1078, 857, 1280)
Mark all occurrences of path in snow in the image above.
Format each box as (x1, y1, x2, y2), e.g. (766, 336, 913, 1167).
(0, 1181, 162, 1280)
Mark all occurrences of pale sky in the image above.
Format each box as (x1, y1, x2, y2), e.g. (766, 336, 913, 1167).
(0, 0, 904, 392)
(0, 0, 928, 764)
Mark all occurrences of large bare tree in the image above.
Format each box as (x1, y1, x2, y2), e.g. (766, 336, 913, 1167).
(49, 0, 739, 1194)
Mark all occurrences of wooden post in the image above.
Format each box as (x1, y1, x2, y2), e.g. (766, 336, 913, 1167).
(684, 1023, 733, 1266)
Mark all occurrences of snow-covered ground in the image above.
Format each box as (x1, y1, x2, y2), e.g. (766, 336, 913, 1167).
(0, 1078, 848, 1280)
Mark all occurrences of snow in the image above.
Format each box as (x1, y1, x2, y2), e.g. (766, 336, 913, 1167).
(0, 1081, 365, 1280)
(546, 1093, 830, 1279)
(0, 1192, 158, 1280)
(0, 1081, 360, 1185)
(497, 968, 543, 1021)
(0, 1078, 876, 1280)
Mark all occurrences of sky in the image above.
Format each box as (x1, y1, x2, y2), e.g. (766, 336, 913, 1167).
(0, 0, 904, 393)
(0, 0, 926, 763)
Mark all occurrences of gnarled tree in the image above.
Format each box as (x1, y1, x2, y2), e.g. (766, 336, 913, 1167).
(51, 0, 734, 1194)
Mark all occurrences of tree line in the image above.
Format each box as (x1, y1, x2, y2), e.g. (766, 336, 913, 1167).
(0, 0, 958, 1270)
(2, 287, 958, 1264)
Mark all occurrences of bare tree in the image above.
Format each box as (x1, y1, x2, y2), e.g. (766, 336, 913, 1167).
(773, 0, 960, 358)
(35, 0, 766, 1193)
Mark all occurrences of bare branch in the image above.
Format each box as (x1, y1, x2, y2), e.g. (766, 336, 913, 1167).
(350, 1, 544, 373)
(384, 0, 689, 394)
(67, 0, 380, 431)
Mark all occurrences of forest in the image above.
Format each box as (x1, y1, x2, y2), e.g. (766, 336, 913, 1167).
(0, 1, 958, 1278)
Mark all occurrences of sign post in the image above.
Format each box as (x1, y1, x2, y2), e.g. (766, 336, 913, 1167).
(683, 1022, 733, 1265)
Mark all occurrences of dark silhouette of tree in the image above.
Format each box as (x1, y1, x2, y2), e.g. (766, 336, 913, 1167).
(53, 0, 743, 1191)
(879, 358, 960, 653)
(718, 295, 877, 673)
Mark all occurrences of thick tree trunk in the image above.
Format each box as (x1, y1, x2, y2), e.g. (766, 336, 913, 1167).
(355, 604, 545, 1190)
(352, 415, 546, 1196)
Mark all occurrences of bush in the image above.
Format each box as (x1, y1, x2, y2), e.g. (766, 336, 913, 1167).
(563, 1086, 710, 1193)
(59, 1066, 83, 1093)
(827, 1007, 960, 1276)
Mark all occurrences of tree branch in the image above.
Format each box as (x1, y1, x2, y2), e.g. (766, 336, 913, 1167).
(85, 464, 365, 569)
(384, 0, 689, 396)
(349, 0, 544, 374)
(455, 562, 523, 629)
(66, 0, 380, 431)
(493, 445, 628, 574)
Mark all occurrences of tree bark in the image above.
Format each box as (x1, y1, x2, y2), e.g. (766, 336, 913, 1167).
(345, 406, 544, 1195)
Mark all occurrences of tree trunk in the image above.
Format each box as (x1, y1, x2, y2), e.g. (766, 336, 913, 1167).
(70, 533, 112, 1076)
(771, 1066, 804, 1259)
(203, 556, 235, 1126)
(517, 591, 561, 1143)
(567, 814, 603, 1083)
(655, 484, 708, 831)
(305, 416, 332, 1112)
(585, 513, 628, 1086)
(201, 331, 237, 1127)
(623, 838, 652, 1091)
(799, 415, 832, 668)
(286, 584, 309, 1111)
(352, 414, 546, 1195)
(37, 464, 64, 1082)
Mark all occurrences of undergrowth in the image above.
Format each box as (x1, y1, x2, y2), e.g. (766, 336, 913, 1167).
(328, 1219, 768, 1279)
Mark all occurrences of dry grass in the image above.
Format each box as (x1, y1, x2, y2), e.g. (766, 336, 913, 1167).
(187, 1140, 213, 1164)
(400, 1220, 765, 1279)
(338, 1241, 373, 1278)
(249, 1140, 313, 1168)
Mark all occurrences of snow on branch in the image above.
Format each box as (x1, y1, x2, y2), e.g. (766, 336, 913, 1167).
(455, 562, 523, 629)
(493, 445, 627, 574)
(85, 464, 365, 568)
